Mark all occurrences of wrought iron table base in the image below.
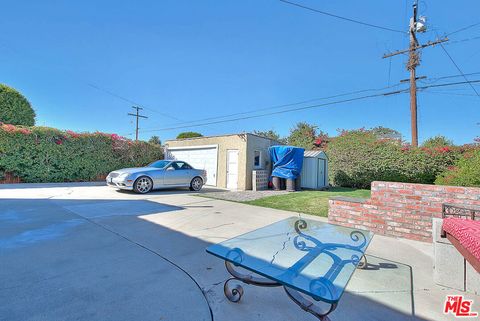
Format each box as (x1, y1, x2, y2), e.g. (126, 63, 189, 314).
(222, 259, 370, 321)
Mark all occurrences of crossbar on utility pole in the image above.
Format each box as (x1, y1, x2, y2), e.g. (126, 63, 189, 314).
(128, 106, 148, 141)
(382, 38, 449, 59)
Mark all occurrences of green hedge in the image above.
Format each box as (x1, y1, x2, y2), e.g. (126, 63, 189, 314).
(0, 123, 163, 183)
(327, 129, 462, 189)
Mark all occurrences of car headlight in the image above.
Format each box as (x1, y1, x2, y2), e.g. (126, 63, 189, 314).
(119, 173, 130, 179)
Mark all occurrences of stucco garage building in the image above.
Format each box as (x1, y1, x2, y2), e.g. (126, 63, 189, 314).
(164, 133, 279, 190)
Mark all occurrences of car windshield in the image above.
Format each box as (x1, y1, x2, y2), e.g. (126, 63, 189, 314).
(147, 160, 171, 168)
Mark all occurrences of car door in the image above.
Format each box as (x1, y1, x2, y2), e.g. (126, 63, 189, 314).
(175, 162, 193, 185)
(163, 162, 192, 185)
(149, 169, 164, 188)
(163, 162, 179, 185)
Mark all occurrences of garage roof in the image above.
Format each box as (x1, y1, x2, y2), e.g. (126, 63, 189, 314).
(165, 132, 282, 144)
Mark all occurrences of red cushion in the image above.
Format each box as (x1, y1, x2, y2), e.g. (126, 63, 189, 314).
(442, 218, 480, 262)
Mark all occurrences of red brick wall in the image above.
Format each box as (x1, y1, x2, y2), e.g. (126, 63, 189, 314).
(328, 181, 480, 242)
(0, 172, 21, 184)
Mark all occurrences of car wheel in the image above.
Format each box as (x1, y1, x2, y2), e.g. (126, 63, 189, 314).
(134, 176, 153, 194)
(190, 177, 203, 191)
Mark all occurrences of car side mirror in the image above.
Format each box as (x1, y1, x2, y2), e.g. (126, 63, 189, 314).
(166, 167, 175, 171)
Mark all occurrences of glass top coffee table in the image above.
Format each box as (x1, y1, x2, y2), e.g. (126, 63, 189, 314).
(206, 217, 374, 321)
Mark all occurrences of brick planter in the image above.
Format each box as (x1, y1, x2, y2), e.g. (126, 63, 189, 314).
(328, 181, 480, 242)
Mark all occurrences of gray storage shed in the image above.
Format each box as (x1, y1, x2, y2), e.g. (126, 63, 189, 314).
(300, 150, 328, 189)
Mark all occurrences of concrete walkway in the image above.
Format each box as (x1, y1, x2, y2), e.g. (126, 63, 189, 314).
(1, 183, 478, 321)
(201, 189, 289, 202)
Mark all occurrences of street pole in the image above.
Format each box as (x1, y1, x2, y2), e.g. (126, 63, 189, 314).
(128, 106, 148, 141)
(135, 107, 139, 141)
(409, 2, 419, 147)
(382, 2, 448, 147)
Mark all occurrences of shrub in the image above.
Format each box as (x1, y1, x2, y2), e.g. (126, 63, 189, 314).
(0, 84, 36, 126)
(422, 135, 453, 148)
(176, 132, 203, 139)
(327, 129, 461, 188)
(435, 148, 480, 187)
(0, 124, 163, 183)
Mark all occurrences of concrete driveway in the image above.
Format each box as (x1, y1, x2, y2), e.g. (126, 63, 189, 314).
(0, 183, 478, 321)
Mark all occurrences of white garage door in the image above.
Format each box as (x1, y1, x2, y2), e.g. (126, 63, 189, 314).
(167, 146, 218, 186)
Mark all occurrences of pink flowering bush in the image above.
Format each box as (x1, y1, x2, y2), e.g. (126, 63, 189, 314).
(65, 130, 80, 138)
(327, 128, 463, 188)
(1, 123, 18, 133)
(0, 124, 163, 182)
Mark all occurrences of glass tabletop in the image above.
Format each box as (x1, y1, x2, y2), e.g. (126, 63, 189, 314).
(206, 217, 374, 304)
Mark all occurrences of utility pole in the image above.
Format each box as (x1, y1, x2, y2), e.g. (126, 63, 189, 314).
(409, 2, 419, 147)
(382, 1, 448, 147)
(128, 106, 148, 141)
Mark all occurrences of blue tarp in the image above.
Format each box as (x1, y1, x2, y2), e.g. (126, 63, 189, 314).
(269, 145, 305, 179)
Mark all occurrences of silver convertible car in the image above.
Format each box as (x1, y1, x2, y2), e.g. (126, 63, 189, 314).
(106, 160, 207, 194)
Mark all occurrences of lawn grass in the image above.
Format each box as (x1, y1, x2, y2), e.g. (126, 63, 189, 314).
(243, 187, 370, 217)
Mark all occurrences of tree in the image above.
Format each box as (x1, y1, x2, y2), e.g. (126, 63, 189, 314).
(422, 135, 454, 148)
(176, 132, 203, 139)
(148, 135, 161, 145)
(287, 122, 317, 149)
(370, 126, 402, 141)
(253, 129, 286, 143)
(0, 84, 35, 126)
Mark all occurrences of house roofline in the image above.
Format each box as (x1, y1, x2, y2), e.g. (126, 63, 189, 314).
(165, 132, 283, 144)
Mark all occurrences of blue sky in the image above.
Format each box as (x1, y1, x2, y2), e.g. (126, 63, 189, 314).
(1, 0, 479, 144)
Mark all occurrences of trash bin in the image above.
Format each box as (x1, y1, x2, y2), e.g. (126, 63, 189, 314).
(295, 176, 302, 191)
(286, 178, 295, 192)
(272, 176, 281, 191)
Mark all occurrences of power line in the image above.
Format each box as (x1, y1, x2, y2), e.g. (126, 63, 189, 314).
(278, 0, 406, 34)
(422, 91, 479, 97)
(420, 86, 478, 93)
(418, 79, 480, 90)
(419, 72, 480, 84)
(444, 35, 480, 46)
(87, 83, 183, 121)
(139, 89, 410, 133)
(438, 42, 480, 99)
(446, 22, 480, 37)
(140, 83, 407, 130)
(139, 79, 480, 133)
(0, 40, 183, 123)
